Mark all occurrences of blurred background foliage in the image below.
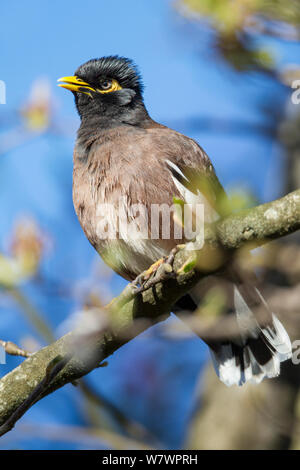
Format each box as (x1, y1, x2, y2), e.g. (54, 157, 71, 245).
(180, 0, 300, 71)
(0, 0, 300, 450)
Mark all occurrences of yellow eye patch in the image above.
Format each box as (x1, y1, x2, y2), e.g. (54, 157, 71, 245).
(58, 76, 122, 96)
(97, 79, 122, 94)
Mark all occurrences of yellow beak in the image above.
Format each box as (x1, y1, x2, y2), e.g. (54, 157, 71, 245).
(57, 76, 95, 94)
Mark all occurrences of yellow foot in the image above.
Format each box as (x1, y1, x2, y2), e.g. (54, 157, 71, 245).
(131, 245, 184, 293)
(131, 257, 166, 290)
(144, 258, 165, 280)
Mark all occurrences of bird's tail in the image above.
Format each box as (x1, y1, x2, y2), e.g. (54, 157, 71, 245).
(175, 271, 292, 387)
(209, 283, 292, 386)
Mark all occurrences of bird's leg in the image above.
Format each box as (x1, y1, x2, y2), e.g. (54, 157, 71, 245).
(131, 244, 185, 293)
(144, 258, 166, 280)
(165, 244, 185, 269)
(131, 258, 165, 290)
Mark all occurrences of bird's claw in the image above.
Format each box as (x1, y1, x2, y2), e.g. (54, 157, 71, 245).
(131, 245, 185, 294)
(131, 258, 165, 291)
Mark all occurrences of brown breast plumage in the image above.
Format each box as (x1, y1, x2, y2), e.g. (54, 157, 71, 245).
(73, 124, 217, 280)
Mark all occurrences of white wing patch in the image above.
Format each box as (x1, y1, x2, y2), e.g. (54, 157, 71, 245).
(166, 159, 219, 223)
(165, 159, 189, 183)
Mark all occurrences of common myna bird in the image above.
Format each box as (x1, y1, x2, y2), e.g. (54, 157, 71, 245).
(58, 56, 291, 386)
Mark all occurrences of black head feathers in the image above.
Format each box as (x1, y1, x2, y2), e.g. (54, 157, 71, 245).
(75, 56, 144, 95)
(61, 56, 150, 129)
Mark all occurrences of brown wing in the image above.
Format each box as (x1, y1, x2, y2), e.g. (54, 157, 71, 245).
(73, 124, 224, 278)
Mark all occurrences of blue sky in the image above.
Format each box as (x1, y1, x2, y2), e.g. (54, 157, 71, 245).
(2, 0, 298, 198)
(0, 0, 299, 450)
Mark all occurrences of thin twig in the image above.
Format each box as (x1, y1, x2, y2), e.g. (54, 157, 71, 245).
(0, 339, 32, 358)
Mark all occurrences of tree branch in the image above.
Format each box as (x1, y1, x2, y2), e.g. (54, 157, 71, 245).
(216, 189, 300, 249)
(0, 189, 299, 434)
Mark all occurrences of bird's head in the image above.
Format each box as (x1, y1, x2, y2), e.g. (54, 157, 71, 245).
(58, 56, 146, 124)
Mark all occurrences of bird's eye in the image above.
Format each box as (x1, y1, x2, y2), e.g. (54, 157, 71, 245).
(97, 78, 122, 94)
(101, 80, 112, 90)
